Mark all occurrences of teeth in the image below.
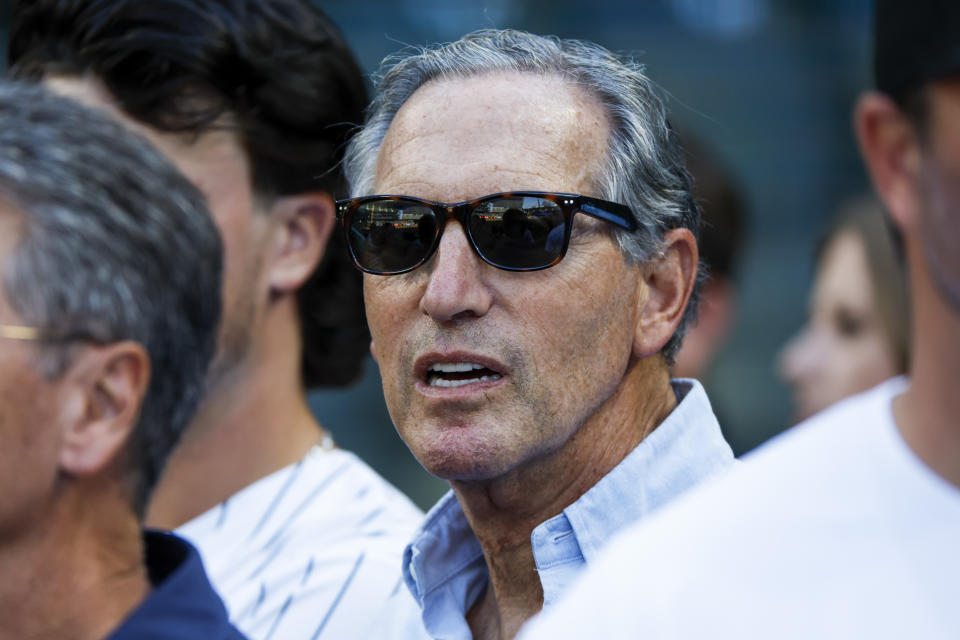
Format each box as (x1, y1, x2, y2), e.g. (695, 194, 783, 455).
(425, 361, 503, 387)
(431, 374, 501, 387)
(429, 362, 485, 373)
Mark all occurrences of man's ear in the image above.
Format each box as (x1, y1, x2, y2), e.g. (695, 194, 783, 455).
(855, 91, 923, 234)
(266, 192, 337, 294)
(633, 228, 699, 359)
(59, 342, 150, 476)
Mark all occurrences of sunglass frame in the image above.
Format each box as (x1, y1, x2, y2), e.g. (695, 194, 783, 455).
(335, 191, 638, 275)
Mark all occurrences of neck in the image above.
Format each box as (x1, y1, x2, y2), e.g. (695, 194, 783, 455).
(894, 242, 960, 488)
(455, 358, 676, 640)
(0, 481, 149, 640)
(146, 297, 324, 529)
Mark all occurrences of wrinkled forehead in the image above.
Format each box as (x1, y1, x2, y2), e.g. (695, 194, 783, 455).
(373, 71, 611, 202)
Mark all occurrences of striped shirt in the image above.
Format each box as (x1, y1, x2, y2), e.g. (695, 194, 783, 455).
(177, 444, 423, 640)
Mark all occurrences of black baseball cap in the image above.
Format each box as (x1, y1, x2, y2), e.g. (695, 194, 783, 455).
(874, 0, 960, 100)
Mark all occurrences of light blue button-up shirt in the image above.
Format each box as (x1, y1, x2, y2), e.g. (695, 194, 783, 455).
(369, 379, 734, 640)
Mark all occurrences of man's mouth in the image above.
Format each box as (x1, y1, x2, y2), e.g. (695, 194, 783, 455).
(426, 362, 503, 388)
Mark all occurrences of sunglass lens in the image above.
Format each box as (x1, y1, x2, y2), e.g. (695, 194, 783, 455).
(348, 200, 437, 273)
(469, 196, 566, 269)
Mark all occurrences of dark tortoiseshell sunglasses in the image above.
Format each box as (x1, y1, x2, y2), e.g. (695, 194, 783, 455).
(336, 191, 637, 275)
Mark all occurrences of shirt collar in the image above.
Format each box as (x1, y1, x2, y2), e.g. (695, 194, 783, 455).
(556, 378, 734, 561)
(402, 379, 734, 629)
(108, 530, 241, 640)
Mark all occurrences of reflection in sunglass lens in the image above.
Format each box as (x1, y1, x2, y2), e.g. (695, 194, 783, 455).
(349, 201, 437, 273)
(470, 196, 566, 269)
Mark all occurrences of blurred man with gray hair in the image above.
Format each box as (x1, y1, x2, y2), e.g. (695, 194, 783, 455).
(0, 81, 239, 638)
(9, 3, 425, 637)
(339, 29, 734, 640)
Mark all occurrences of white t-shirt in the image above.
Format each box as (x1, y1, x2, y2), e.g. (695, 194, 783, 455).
(520, 377, 960, 639)
(177, 444, 423, 640)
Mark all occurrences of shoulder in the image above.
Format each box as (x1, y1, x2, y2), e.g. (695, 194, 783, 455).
(624, 378, 907, 545)
(520, 378, 960, 639)
(617, 380, 898, 534)
(181, 447, 422, 549)
(108, 531, 247, 640)
(176, 449, 424, 639)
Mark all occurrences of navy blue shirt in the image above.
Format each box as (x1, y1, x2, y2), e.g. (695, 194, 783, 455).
(108, 530, 246, 639)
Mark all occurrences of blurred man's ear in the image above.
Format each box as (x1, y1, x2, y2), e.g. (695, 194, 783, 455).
(58, 342, 150, 476)
(266, 192, 337, 295)
(633, 228, 699, 359)
(855, 91, 923, 235)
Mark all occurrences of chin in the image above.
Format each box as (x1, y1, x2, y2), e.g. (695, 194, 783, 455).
(421, 450, 507, 482)
(415, 430, 511, 482)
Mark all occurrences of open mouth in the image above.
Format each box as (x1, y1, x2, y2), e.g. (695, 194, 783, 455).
(426, 362, 503, 388)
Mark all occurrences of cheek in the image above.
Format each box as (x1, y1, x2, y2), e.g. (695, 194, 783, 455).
(363, 278, 418, 370)
(918, 166, 960, 300)
(523, 261, 638, 388)
(207, 198, 269, 314)
(827, 336, 868, 381)
(849, 333, 899, 383)
(212, 201, 260, 266)
(0, 378, 62, 519)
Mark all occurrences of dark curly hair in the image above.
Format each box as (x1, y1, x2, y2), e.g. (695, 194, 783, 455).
(8, 0, 370, 388)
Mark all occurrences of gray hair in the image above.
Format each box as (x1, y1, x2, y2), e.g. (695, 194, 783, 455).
(344, 29, 701, 361)
(0, 81, 222, 515)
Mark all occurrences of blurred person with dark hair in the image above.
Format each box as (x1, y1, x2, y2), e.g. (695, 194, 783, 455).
(520, 1, 960, 637)
(0, 81, 239, 639)
(671, 136, 745, 382)
(343, 28, 735, 640)
(779, 195, 909, 422)
(7, 2, 423, 638)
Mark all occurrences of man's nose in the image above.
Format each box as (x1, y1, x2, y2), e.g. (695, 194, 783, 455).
(419, 220, 493, 323)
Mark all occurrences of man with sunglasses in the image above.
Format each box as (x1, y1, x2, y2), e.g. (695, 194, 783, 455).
(0, 81, 240, 639)
(7, 2, 423, 638)
(342, 29, 735, 640)
(520, 1, 960, 638)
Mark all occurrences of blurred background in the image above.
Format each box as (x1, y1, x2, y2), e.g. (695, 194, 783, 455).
(0, 0, 876, 509)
